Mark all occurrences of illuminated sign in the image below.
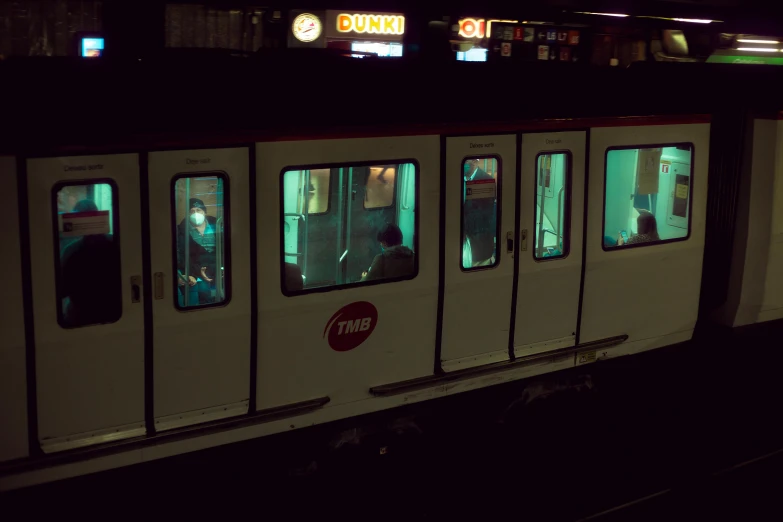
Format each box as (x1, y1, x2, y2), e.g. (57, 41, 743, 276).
(292, 13, 323, 42)
(336, 13, 405, 36)
(459, 18, 486, 39)
(81, 37, 104, 57)
(458, 19, 518, 39)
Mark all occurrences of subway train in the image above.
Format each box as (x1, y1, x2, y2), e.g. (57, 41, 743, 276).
(0, 56, 781, 490)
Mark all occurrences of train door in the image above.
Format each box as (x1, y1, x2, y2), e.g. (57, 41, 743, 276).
(441, 135, 516, 371)
(256, 136, 438, 410)
(26, 154, 145, 452)
(580, 122, 709, 357)
(514, 132, 586, 357)
(148, 148, 251, 431)
(1, 157, 28, 461)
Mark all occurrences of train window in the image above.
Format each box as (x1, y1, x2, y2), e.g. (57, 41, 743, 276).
(172, 173, 230, 309)
(462, 156, 500, 270)
(603, 145, 693, 250)
(281, 161, 417, 295)
(534, 152, 571, 260)
(53, 181, 122, 328)
(364, 166, 396, 209)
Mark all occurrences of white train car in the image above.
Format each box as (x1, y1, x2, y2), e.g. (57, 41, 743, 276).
(0, 112, 714, 490)
(716, 112, 783, 327)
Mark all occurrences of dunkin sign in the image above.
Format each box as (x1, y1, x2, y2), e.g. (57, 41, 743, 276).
(336, 13, 405, 36)
(323, 301, 379, 352)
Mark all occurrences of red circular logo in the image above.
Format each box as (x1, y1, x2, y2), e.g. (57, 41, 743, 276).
(323, 301, 378, 352)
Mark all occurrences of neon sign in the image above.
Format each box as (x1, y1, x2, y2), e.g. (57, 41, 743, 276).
(458, 18, 519, 39)
(336, 13, 405, 36)
(459, 19, 486, 39)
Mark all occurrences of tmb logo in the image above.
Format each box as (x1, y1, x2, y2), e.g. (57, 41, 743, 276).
(323, 301, 378, 352)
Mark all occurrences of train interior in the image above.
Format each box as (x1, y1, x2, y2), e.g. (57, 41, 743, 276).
(173, 174, 227, 308)
(603, 146, 692, 248)
(462, 157, 499, 268)
(535, 153, 568, 259)
(283, 163, 417, 291)
(55, 182, 121, 328)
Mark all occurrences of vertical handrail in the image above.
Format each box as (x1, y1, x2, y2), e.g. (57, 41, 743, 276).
(215, 215, 224, 301)
(345, 167, 353, 265)
(537, 158, 547, 258)
(401, 164, 410, 210)
(184, 177, 191, 307)
(303, 170, 310, 281)
(556, 185, 565, 248)
(335, 168, 344, 284)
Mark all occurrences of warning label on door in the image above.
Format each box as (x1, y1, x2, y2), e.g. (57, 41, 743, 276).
(59, 211, 110, 238)
(465, 179, 496, 200)
(675, 183, 689, 199)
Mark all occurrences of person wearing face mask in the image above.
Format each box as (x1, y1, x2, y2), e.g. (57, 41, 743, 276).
(177, 198, 218, 305)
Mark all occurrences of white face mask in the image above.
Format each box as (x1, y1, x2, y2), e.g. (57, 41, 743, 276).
(190, 212, 205, 226)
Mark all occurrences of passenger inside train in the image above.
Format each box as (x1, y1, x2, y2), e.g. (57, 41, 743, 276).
(282, 162, 417, 293)
(55, 184, 122, 328)
(360, 224, 415, 281)
(462, 157, 498, 269)
(174, 176, 227, 308)
(603, 145, 693, 249)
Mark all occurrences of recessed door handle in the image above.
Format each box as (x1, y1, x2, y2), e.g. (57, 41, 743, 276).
(130, 275, 142, 304)
(506, 231, 514, 255)
(154, 272, 165, 300)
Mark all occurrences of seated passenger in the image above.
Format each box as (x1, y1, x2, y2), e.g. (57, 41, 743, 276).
(177, 198, 218, 305)
(61, 199, 122, 327)
(360, 224, 415, 282)
(284, 262, 304, 291)
(618, 210, 660, 246)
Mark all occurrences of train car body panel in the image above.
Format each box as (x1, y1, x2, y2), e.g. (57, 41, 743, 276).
(148, 148, 251, 430)
(1, 156, 29, 462)
(441, 134, 516, 371)
(580, 124, 710, 352)
(515, 131, 586, 357)
(26, 154, 145, 452)
(255, 136, 439, 410)
(722, 118, 783, 326)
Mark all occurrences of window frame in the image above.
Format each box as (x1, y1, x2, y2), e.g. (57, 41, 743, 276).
(532, 150, 573, 262)
(170, 171, 232, 311)
(601, 142, 695, 252)
(51, 178, 122, 329)
(362, 164, 398, 211)
(279, 159, 420, 297)
(460, 154, 502, 272)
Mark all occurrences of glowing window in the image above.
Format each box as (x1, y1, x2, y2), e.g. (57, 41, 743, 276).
(461, 156, 500, 270)
(603, 145, 693, 250)
(172, 173, 230, 309)
(53, 181, 121, 328)
(534, 152, 571, 260)
(282, 162, 417, 294)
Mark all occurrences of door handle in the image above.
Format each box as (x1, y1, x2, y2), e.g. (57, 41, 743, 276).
(506, 231, 514, 255)
(130, 276, 142, 304)
(154, 272, 165, 300)
(520, 229, 528, 252)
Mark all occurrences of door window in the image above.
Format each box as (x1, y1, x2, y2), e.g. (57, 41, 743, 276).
(53, 181, 122, 328)
(533, 152, 571, 260)
(281, 162, 417, 294)
(461, 156, 500, 270)
(172, 173, 230, 309)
